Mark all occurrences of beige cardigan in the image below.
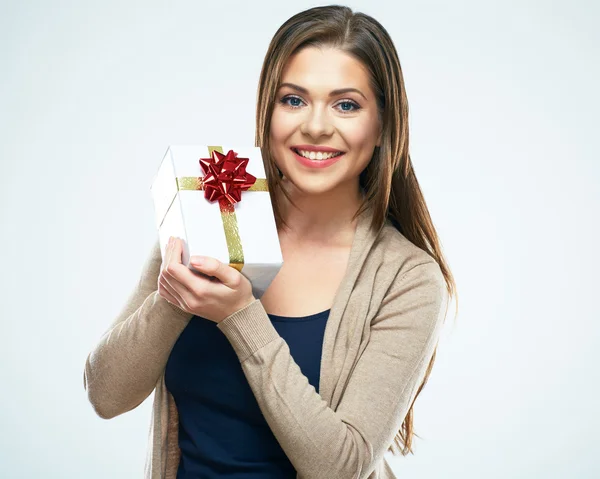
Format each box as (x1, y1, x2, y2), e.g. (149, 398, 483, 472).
(84, 205, 448, 478)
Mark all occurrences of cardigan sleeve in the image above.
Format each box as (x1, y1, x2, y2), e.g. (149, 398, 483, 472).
(216, 260, 448, 479)
(83, 238, 193, 420)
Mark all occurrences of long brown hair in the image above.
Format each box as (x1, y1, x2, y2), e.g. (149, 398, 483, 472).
(255, 5, 458, 456)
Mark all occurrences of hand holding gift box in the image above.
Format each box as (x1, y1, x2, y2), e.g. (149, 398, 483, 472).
(158, 234, 256, 323)
(150, 145, 283, 314)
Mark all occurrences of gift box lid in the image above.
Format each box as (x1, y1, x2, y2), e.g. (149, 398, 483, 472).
(150, 145, 267, 230)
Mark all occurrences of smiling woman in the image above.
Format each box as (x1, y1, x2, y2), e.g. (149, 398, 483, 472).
(83, 5, 458, 479)
(251, 5, 458, 477)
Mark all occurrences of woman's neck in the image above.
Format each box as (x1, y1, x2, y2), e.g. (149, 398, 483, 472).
(276, 179, 365, 247)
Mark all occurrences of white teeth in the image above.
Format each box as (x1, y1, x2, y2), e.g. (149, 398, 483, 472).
(295, 149, 342, 160)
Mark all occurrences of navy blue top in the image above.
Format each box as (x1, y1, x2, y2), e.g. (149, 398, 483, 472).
(165, 308, 330, 478)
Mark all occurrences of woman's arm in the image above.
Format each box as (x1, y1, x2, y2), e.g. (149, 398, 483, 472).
(83, 239, 193, 419)
(216, 260, 448, 479)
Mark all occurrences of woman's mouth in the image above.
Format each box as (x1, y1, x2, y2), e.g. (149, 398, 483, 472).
(290, 147, 346, 169)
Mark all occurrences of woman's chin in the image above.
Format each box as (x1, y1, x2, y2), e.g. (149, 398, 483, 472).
(280, 174, 338, 197)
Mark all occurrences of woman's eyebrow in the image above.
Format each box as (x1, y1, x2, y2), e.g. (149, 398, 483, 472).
(278, 82, 367, 101)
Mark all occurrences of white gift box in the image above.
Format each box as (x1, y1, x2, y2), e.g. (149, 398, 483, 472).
(150, 145, 283, 298)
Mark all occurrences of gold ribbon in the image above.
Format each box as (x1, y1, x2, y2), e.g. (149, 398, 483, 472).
(175, 146, 268, 271)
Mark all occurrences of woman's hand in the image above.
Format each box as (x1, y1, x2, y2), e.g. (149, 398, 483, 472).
(158, 236, 256, 323)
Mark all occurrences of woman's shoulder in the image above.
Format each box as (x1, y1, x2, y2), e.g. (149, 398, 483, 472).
(372, 219, 441, 277)
(372, 222, 446, 307)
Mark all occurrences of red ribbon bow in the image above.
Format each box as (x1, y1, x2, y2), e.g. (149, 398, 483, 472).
(199, 149, 257, 205)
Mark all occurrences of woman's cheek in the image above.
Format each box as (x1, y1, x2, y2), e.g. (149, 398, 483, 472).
(349, 115, 380, 148)
(272, 110, 296, 139)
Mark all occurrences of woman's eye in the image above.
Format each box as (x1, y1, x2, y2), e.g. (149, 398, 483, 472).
(280, 95, 305, 108)
(336, 100, 360, 113)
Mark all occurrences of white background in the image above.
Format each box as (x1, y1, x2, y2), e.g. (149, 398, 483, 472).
(1, 0, 598, 477)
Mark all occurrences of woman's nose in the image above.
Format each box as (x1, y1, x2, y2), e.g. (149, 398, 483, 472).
(300, 106, 334, 138)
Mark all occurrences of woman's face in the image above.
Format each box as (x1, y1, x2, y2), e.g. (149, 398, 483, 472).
(269, 46, 381, 198)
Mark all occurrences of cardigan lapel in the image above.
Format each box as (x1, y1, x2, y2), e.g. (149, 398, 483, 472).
(318, 205, 381, 407)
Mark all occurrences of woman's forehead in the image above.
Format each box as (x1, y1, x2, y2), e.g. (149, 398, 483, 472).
(279, 47, 372, 97)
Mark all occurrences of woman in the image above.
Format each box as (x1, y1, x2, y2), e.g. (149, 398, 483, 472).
(84, 5, 457, 478)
